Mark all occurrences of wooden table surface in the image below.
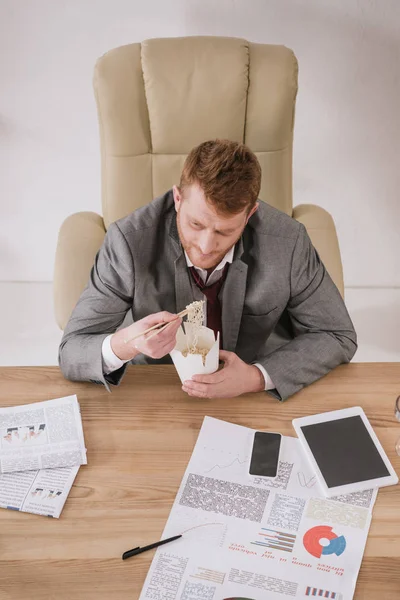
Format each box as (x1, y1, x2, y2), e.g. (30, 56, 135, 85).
(0, 364, 399, 600)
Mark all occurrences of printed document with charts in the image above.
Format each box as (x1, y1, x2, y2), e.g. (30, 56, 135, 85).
(139, 417, 377, 600)
(0, 395, 86, 518)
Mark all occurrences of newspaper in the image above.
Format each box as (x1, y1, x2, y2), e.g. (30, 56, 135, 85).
(0, 465, 80, 518)
(139, 417, 378, 600)
(0, 395, 87, 474)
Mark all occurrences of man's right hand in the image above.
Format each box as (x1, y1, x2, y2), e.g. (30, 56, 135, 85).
(110, 311, 182, 362)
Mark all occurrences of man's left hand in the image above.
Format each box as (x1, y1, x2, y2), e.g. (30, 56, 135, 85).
(182, 350, 265, 399)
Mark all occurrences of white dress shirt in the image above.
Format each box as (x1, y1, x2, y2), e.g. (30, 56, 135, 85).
(101, 247, 275, 391)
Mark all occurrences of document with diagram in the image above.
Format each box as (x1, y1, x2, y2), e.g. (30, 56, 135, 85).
(139, 417, 377, 600)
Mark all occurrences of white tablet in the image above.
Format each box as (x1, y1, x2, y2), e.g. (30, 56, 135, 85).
(292, 406, 398, 497)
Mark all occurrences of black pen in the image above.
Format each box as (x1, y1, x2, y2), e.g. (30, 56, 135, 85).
(122, 535, 182, 560)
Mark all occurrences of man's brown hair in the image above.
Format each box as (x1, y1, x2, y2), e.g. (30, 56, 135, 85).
(179, 139, 262, 215)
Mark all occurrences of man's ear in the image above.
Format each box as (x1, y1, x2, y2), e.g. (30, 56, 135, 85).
(172, 185, 182, 212)
(246, 201, 259, 223)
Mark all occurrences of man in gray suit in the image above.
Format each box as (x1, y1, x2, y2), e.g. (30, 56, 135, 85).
(59, 139, 357, 401)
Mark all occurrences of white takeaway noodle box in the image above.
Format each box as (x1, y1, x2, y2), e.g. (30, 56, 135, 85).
(170, 323, 220, 383)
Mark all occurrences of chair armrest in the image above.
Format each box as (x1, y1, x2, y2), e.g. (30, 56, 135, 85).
(54, 212, 106, 329)
(292, 204, 344, 297)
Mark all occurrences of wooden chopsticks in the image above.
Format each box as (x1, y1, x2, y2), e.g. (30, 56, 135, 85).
(123, 308, 189, 344)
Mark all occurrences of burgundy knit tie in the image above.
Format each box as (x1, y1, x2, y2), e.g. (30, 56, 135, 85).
(189, 263, 229, 346)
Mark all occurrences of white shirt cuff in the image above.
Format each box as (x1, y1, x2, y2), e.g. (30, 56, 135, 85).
(101, 334, 130, 375)
(253, 363, 275, 391)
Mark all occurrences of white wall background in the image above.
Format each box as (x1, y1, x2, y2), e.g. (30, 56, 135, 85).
(1, 0, 400, 287)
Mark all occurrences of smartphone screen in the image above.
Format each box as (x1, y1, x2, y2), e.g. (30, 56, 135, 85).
(249, 431, 281, 477)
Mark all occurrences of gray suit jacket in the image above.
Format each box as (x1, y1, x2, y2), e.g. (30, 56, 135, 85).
(59, 190, 357, 400)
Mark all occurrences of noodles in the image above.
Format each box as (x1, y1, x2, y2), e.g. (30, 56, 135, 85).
(182, 300, 209, 365)
(182, 348, 209, 366)
(185, 300, 204, 352)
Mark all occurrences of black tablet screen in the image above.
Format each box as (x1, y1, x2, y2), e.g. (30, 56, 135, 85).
(301, 415, 390, 488)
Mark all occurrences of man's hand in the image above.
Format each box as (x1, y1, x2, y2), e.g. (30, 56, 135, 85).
(182, 350, 265, 399)
(111, 312, 182, 362)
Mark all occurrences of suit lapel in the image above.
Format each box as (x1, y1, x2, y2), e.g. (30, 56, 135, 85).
(168, 211, 194, 312)
(221, 238, 248, 352)
(174, 254, 195, 313)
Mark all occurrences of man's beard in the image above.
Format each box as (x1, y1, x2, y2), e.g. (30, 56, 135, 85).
(176, 211, 241, 271)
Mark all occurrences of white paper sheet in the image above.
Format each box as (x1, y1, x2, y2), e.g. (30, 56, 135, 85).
(139, 417, 377, 600)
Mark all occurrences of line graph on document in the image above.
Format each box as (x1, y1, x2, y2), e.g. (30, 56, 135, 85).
(163, 509, 228, 549)
(204, 456, 248, 474)
(193, 430, 254, 479)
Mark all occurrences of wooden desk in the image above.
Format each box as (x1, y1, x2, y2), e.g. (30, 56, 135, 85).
(0, 364, 399, 599)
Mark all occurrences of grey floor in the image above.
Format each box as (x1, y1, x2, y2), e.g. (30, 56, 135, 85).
(0, 283, 399, 366)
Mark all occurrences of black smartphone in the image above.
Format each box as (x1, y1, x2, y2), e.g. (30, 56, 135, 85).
(249, 431, 282, 478)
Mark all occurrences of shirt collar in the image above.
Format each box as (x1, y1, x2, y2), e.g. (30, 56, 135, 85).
(184, 245, 235, 272)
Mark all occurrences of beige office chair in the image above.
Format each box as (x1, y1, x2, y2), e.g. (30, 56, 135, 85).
(54, 36, 344, 330)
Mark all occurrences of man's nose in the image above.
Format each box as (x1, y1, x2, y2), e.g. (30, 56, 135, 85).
(198, 232, 215, 255)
